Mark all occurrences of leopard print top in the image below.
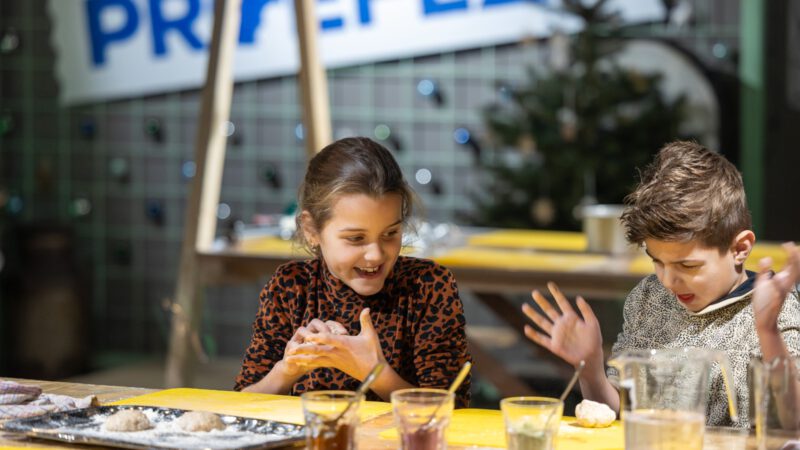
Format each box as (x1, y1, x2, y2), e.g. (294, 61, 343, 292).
(607, 274, 800, 428)
(235, 256, 472, 407)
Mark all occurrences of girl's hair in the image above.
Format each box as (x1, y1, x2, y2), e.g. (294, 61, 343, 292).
(620, 140, 752, 252)
(294, 137, 419, 255)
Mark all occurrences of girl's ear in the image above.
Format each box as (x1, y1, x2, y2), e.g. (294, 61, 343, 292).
(732, 230, 755, 265)
(299, 210, 319, 246)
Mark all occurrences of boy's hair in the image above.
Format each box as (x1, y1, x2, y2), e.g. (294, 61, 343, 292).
(620, 141, 752, 251)
(295, 137, 419, 255)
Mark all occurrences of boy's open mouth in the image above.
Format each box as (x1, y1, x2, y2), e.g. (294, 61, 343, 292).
(677, 293, 695, 303)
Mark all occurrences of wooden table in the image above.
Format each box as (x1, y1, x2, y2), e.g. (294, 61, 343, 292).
(0, 379, 787, 450)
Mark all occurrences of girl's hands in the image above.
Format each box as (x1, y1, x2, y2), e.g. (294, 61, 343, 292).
(522, 282, 604, 370)
(279, 319, 349, 379)
(285, 308, 386, 381)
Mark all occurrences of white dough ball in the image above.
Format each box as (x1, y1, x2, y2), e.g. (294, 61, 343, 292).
(104, 409, 151, 432)
(575, 399, 616, 428)
(176, 410, 226, 432)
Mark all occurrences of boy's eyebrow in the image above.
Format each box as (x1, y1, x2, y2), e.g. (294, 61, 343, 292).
(338, 219, 403, 232)
(644, 248, 702, 264)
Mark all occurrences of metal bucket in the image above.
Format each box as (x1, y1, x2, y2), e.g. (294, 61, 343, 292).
(581, 204, 637, 254)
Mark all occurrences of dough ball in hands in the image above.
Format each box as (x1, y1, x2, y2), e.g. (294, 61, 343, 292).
(104, 409, 152, 432)
(176, 411, 226, 432)
(575, 399, 616, 428)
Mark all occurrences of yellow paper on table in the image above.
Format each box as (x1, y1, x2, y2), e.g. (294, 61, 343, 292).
(110, 388, 392, 425)
(434, 247, 608, 271)
(468, 230, 587, 252)
(379, 409, 624, 450)
(236, 236, 302, 256)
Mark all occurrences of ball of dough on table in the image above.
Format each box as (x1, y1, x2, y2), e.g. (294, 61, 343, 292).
(176, 411, 226, 432)
(575, 399, 616, 428)
(104, 409, 152, 432)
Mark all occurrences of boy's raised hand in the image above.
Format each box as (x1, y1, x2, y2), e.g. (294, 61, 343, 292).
(752, 242, 800, 333)
(522, 282, 604, 370)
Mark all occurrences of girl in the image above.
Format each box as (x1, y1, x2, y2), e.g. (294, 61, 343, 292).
(234, 137, 471, 406)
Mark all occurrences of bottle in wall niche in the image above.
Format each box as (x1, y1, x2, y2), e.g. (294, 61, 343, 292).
(5, 224, 89, 379)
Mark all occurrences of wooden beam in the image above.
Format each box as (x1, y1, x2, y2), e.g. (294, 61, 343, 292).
(165, 0, 241, 388)
(294, 0, 332, 157)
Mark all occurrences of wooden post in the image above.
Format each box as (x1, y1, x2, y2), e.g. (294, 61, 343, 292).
(294, 0, 333, 157)
(165, 0, 241, 388)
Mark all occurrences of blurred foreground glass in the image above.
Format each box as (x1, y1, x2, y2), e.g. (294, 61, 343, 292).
(391, 388, 454, 450)
(750, 356, 800, 450)
(608, 348, 738, 450)
(500, 396, 563, 450)
(301, 391, 360, 450)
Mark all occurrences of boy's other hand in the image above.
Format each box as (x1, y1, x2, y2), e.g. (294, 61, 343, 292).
(522, 281, 604, 370)
(753, 242, 800, 334)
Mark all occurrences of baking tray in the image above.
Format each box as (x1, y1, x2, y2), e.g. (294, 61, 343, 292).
(1, 405, 305, 449)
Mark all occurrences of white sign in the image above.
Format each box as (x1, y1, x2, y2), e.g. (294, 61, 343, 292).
(48, 0, 664, 105)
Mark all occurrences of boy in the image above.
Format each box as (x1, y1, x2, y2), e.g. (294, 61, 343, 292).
(522, 141, 800, 427)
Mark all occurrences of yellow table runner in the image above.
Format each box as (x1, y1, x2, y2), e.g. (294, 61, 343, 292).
(468, 230, 587, 252)
(379, 409, 623, 449)
(434, 247, 611, 271)
(231, 231, 791, 277)
(109, 388, 392, 425)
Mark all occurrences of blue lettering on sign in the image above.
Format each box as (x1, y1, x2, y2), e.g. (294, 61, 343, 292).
(240, 0, 277, 43)
(358, 0, 372, 24)
(150, 0, 204, 56)
(484, 0, 542, 6)
(85, 0, 533, 67)
(423, 0, 467, 15)
(86, 0, 139, 65)
(319, 0, 344, 30)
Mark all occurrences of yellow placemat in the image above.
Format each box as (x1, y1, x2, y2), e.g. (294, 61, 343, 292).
(434, 248, 609, 271)
(468, 230, 587, 252)
(109, 388, 392, 425)
(235, 236, 305, 256)
(379, 410, 623, 450)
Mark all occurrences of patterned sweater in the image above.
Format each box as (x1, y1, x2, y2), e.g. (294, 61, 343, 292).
(607, 274, 800, 427)
(235, 256, 472, 407)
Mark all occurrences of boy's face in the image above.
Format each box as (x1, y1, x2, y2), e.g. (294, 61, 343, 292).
(644, 234, 752, 313)
(305, 193, 403, 296)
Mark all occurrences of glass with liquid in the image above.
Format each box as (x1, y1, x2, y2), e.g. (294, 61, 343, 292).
(301, 391, 360, 450)
(501, 397, 563, 450)
(391, 388, 454, 450)
(624, 409, 704, 450)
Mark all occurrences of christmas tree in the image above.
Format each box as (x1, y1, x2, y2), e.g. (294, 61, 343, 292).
(470, 0, 688, 230)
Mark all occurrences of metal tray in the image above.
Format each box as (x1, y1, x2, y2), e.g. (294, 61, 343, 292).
(1, 405, 305, 449)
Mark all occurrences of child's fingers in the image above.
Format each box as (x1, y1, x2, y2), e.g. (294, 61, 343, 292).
(547, 281, 573, 316)
(305, 333, 353, 349)
(531, 289, 560, 322)
(524, 325, 552, 349)
(325, 320, 349, 335)
(286, 353, 330, 368)
(783, 242, 800, 277)
(575, 296, 598, 325)
(306, 319, 330, 334)
(522, 303, 553, 335)
(288, 342, 336, 356)
(291, 326, 311, 343)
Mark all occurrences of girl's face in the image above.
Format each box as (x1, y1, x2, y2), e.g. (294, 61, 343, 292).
(644, 234, 751, 313)
(306, 193, 404, 296)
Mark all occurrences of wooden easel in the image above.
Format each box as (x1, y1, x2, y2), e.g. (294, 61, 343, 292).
(165, 0, 332, 387)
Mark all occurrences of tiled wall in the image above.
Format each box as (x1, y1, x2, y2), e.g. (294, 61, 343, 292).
(0, 0, 741, 360)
